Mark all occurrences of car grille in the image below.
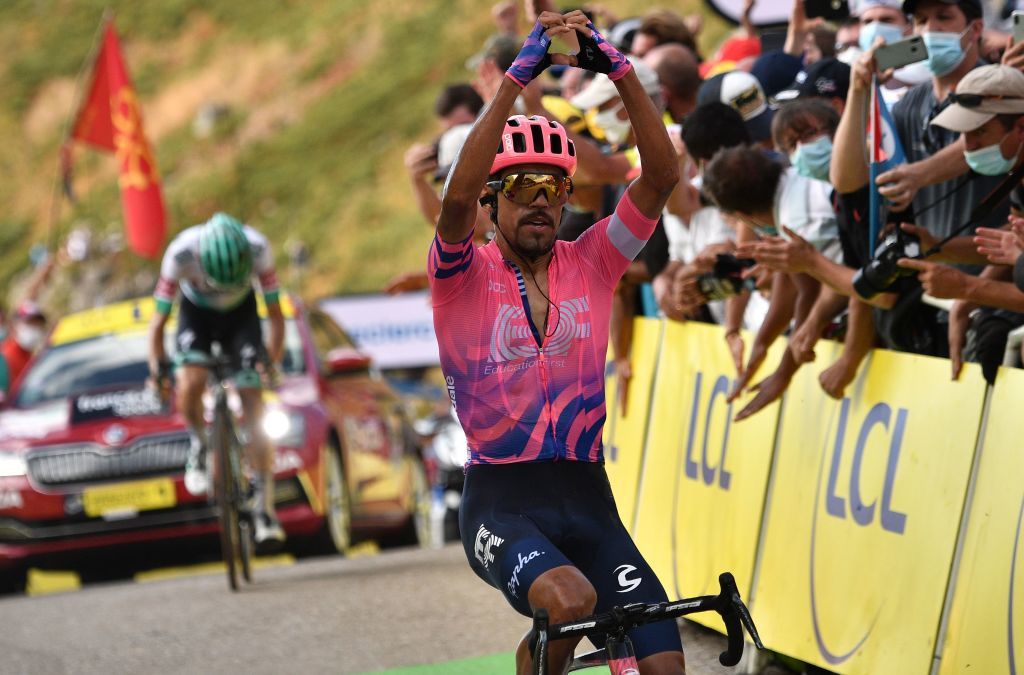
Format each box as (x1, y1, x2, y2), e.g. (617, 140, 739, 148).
(27, 435, 190, 487)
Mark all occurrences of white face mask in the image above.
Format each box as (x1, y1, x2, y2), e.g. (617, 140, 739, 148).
(594, 103, 632, 146)
(14, 324, 44, 351)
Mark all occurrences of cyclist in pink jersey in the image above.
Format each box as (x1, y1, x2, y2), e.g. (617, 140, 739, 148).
(431, 11, 683, 675)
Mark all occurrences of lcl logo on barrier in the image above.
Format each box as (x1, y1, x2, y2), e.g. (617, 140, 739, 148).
(682, 373, 733, 490)
(824, 399, 908, 534)
(810, 398, 909, 665)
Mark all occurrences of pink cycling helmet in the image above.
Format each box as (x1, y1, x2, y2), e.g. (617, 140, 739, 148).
(490, 115, 577, 177)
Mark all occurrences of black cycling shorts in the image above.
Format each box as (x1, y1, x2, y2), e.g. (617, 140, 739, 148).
(174, 292, 264, 387)
(460, 461, 683, 661)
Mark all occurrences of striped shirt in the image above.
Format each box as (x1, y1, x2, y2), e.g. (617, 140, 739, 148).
(429, 189, 657, 465)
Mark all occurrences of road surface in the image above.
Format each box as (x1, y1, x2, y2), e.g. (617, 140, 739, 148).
(0, 545, 764, 674)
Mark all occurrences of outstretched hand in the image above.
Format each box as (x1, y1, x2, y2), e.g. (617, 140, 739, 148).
(974, 219, 1024, 266)
(735, 226, 814, 274)
(896, 258, 971, 299)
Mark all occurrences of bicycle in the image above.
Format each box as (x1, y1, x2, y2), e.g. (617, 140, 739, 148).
(529, 572, 764, 674)
(197, 354, 256, 592)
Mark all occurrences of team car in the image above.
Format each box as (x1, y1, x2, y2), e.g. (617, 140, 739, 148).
(0, 295, 430, 590)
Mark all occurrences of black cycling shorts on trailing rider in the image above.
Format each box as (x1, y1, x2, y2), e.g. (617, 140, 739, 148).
(174, 291, 264, 387)
(460, 461, 683, 661)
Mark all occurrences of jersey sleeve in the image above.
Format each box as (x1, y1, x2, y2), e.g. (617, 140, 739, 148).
(153, 248, 181, 315)
(247, 228, 281, 305)
(427, 230, 480, 306)
(575, 187, 659, 287)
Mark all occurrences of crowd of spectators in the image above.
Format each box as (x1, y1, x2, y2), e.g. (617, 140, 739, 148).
(397, 0, 1024, 420)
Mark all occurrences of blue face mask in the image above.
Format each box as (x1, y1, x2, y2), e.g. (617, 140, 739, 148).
(859, 21, 905, 52)
(964, 132, 1020, 175)
(922, 28, 970, 77)
(790, 135, 833, 182)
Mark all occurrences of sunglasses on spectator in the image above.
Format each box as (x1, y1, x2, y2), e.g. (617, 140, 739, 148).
(948, 93, 1024, 108)
(486, 173, 574, 206)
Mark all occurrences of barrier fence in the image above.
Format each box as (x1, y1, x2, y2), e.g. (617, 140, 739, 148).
(602, 318, 1022, 675)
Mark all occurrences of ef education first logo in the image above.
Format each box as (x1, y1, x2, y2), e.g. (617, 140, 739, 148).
(809, 399, 909, 666)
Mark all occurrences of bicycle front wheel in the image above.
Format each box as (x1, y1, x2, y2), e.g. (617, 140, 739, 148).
(213, 410, 244, 592)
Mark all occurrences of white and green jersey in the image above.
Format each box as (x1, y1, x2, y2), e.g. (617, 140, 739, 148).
(153, 224, 280, 314)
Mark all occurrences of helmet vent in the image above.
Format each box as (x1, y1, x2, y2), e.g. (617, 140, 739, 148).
(530, 125, 545, 154)
(550, 134, 563, 155)
(512, 132, 527, 153)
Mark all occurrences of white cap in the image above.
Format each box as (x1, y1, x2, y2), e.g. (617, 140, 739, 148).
(569, 58, 662, 111)
(434, 123, 474, 180)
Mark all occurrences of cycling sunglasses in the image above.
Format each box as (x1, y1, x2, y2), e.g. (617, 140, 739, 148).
(948, 93, 1024, 108)
(486, 173, 574, 206)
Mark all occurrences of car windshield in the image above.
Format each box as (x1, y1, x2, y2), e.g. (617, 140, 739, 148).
(14, 319, 306, 408)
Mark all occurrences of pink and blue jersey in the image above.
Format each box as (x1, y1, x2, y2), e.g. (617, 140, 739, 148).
(429, 190, 657, 466)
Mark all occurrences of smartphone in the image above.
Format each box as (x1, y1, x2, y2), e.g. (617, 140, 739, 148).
(874, 36, 928, 71)
(1014, 10, 1024, 45)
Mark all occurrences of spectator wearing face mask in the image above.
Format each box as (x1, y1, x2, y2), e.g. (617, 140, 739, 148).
(895, 65, 1024, 381)
(702, 144, 841, 420)
(0, 302, 48, 396)
(850, 0, 926, 106)
(740, 99, 901, 399)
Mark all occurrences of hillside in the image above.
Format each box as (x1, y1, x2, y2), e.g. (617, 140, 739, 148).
(0, 0, 725, 310)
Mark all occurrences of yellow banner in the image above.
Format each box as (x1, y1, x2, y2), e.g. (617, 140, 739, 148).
(631, 321, 784, 632)
(938, 366, 1024, 675)
(752, 348, 987, 674)
(604, 318, 663, 531)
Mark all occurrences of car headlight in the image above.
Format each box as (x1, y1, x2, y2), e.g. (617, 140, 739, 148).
(0, 452, 27, 478)
(262, 409, 306, 447)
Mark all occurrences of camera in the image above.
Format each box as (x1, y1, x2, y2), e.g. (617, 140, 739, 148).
(851, 231, 922, 299)
(697, 254, 757, 301)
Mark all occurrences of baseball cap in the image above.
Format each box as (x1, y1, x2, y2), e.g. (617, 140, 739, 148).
(607, 17, 643, 51)
(775, 58, 852, 103)
(931, 65, 1024, 132)
(466, 34, 520, 72)
(434, 123, 474, 181)
(697, 70, 775, 141)
(750, 51, 805, 99)
(901, 0, 982, 17)
(570, 58, 662, 111)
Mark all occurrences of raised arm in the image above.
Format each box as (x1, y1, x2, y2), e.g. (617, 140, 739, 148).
(437, 14, 570, 243)
(564, 12, 679, 217)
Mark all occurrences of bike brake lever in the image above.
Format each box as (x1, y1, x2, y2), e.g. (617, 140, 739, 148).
(715, 572, 765, 666)
(734, 592, 765, 650)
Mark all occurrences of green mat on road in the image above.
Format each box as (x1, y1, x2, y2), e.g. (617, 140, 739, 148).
(366, 652, 515, 674)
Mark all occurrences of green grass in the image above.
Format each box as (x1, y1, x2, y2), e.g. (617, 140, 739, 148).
(0, 0, 729, 304)
(362, 652, 516, 674)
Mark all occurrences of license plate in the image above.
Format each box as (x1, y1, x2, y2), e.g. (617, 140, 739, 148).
(83, 478, 176, 518)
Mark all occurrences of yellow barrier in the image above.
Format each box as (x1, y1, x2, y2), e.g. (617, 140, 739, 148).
(631, 320, 785, 633)
(938, 366, 1024, 675)
(751, 348, 987, 674)
(603, 318, 664, 530)
(601, 320, 1023, 674)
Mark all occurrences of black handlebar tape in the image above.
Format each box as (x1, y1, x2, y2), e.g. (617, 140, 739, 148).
(720, 609, 744, 667)
(717, 573, 744, 667)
